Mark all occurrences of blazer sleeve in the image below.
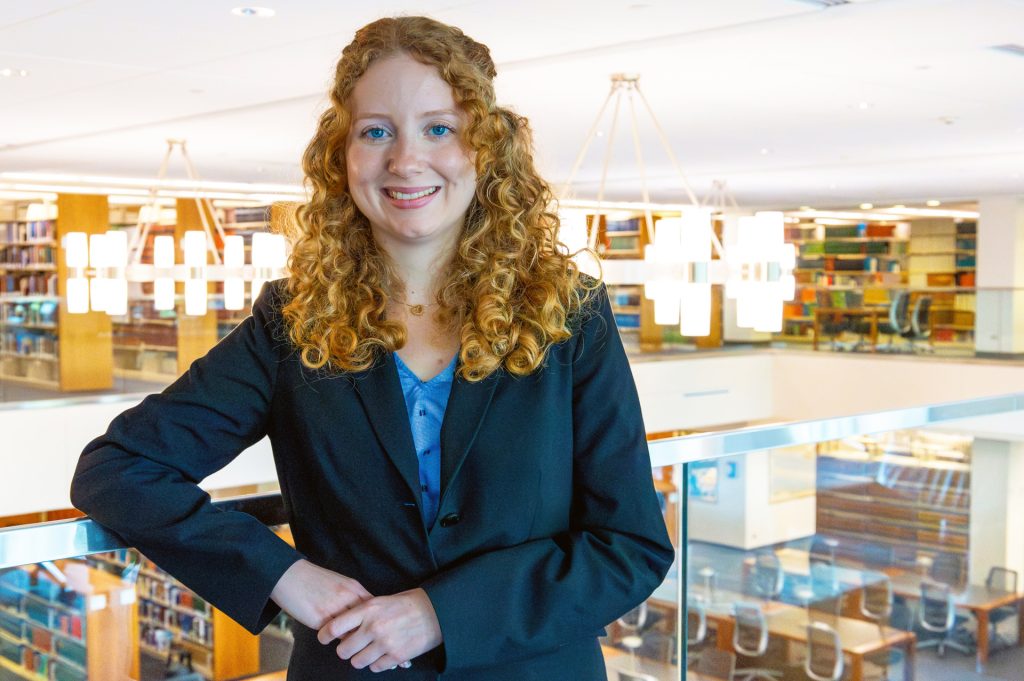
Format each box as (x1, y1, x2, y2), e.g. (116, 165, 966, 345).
(69, 281, 303, 634)
(420, 286, 675, 672)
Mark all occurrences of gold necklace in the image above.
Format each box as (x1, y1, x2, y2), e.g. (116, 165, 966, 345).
(401, 301, 435, 316)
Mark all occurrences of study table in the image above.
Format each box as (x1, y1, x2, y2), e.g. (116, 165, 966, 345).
(699, 593, 915, 681)
(886, 571, 1024, 673)
(769, 547, 1024, 673)
(813, 307, 886, 351)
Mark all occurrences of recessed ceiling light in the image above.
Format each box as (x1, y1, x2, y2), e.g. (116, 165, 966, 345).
(0, 68, 29, 78)
(231, 6, 275, 18)
(760, 148, 771, 155)
(859, 203, 873, 210)
(926, 200, 941, 207)
(858, 101, 871, 110)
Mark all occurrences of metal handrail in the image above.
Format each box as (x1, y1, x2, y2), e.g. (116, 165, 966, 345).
(1, 392, 1022, 571)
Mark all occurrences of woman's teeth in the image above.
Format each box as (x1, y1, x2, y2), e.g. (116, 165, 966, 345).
(386, 187, 438, 200)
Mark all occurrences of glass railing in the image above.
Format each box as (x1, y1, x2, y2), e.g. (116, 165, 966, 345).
(2, 393, 1022, 680)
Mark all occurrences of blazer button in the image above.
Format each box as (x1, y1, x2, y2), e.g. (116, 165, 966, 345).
(439, 513, 461, 528)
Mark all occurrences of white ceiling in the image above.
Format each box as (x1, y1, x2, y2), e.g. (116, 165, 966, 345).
(1, 0, 1023, 208)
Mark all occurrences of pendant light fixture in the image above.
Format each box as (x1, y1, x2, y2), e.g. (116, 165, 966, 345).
(559, 75, 795, 336)
(62, 139, 288, 316)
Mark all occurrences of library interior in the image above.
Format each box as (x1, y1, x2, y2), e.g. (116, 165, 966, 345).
(3, 2, 1024, 681)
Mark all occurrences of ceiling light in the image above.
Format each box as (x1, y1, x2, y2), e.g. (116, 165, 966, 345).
(991, 44, 1024, 58)
(0, 68, 29, 78)
(858, 102, 871, 110)
(926, 200, 941, 207)
(893, 204, 906, 209)
(760, 148, 771, 155)
(859, 203, 873, 210)
(799, 206, 813, 211)
(231, 6, 275, 18)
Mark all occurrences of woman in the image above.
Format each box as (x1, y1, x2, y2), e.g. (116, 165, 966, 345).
(71, 16, 674, 680)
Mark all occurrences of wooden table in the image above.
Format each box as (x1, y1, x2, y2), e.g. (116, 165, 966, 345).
(886, 571, 1024, 673)
(704, 601, 916, 681)
(813, 307, 885, 351)
(602, 643, 680, 680)
(770, 547, 1024, 673)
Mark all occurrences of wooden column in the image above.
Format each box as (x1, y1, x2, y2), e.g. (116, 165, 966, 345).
(175, 198, 219, 374)
(56, 193, 114, 390)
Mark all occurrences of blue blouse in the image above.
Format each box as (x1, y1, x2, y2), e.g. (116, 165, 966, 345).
(394, 352, 458, 528)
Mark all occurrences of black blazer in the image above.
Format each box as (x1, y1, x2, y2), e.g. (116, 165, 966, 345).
(70, 279, 674, 680)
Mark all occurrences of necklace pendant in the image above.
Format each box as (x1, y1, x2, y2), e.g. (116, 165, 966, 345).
(408, 304, 425, 316)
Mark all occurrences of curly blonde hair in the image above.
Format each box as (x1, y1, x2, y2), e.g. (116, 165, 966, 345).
(283, 15, 597, 381)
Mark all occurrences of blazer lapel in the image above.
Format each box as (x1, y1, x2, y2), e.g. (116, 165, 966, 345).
(438, 367, 500, 500)
(350, 353, 422, 505)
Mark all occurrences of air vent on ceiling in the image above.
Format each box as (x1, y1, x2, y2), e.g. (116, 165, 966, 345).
(991, 44, 1024, 58)
(790, 0, 851, 7)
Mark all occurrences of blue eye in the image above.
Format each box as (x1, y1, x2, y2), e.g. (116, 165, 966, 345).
(429, 124, 453, 137)
(363, 126, 389, 140)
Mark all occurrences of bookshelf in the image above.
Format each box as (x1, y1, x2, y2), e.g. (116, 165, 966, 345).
(815, 431, 971, 578)
(86, 549, 259, 681)
(0, 196, 115, 392)
(593, 211, 723, 348)
(108, 201, 275, 384)
(780, 220, 909, 342)
(780, 217, 977, 347)
(0, 560, 138, 681)
(907, 218, 977, 346)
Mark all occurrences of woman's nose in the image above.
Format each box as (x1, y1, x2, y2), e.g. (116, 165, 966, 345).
(387, 135, 424, 177)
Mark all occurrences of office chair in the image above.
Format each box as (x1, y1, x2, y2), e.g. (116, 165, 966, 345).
(809, 536, 838, 569)
(686, 596, 708, 668)
(901, 295, 933, 353)
(862, 543, 895, 570)
(860, 572, 904, 680)
(917, 581, 973, 657)
(982, 566, 1019, 650)
(752, 550, 785, 602)
(804, 621, 844, 681)
(876, 291, 910, 351)
(617, 602, 648, 655)
(929, 552, 964, 587)
(816, 290, 851, 351)
(732, 603, 782, 681)
(694, 648, 736, 680)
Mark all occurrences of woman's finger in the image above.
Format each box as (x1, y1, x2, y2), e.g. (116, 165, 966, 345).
(317, 608, 363, 645)
(334, 628, 373, 660)
(350, 639, 388, 670)
(368, 653, 404, 673)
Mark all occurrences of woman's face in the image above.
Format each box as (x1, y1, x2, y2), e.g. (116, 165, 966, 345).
(346, 53, 477, 255)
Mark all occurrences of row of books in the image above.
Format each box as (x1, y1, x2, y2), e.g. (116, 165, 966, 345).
(0, 220, 55, 243)
(3, 300, 59, 326)
(138, 599, 211, 646)
(0, 245, 56, 266)
(137, 575, 211, 616)
(1, 331, 58, 357)
(1, 273, 58, 296)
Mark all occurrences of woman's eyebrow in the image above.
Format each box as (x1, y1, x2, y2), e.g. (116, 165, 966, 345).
(352, 109, 460, 123)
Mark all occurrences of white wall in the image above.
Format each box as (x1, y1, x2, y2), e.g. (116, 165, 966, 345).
(687, 451, 817, 551)
(0, 397, 275, 517)
(631, 353, 774, 431)
(969, 439, 1010, 585)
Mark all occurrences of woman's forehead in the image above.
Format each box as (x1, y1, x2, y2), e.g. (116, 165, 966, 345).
(349, 54, 461, 119)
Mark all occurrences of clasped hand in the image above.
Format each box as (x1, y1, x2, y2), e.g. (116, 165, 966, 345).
(271, 559, 442, 672)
